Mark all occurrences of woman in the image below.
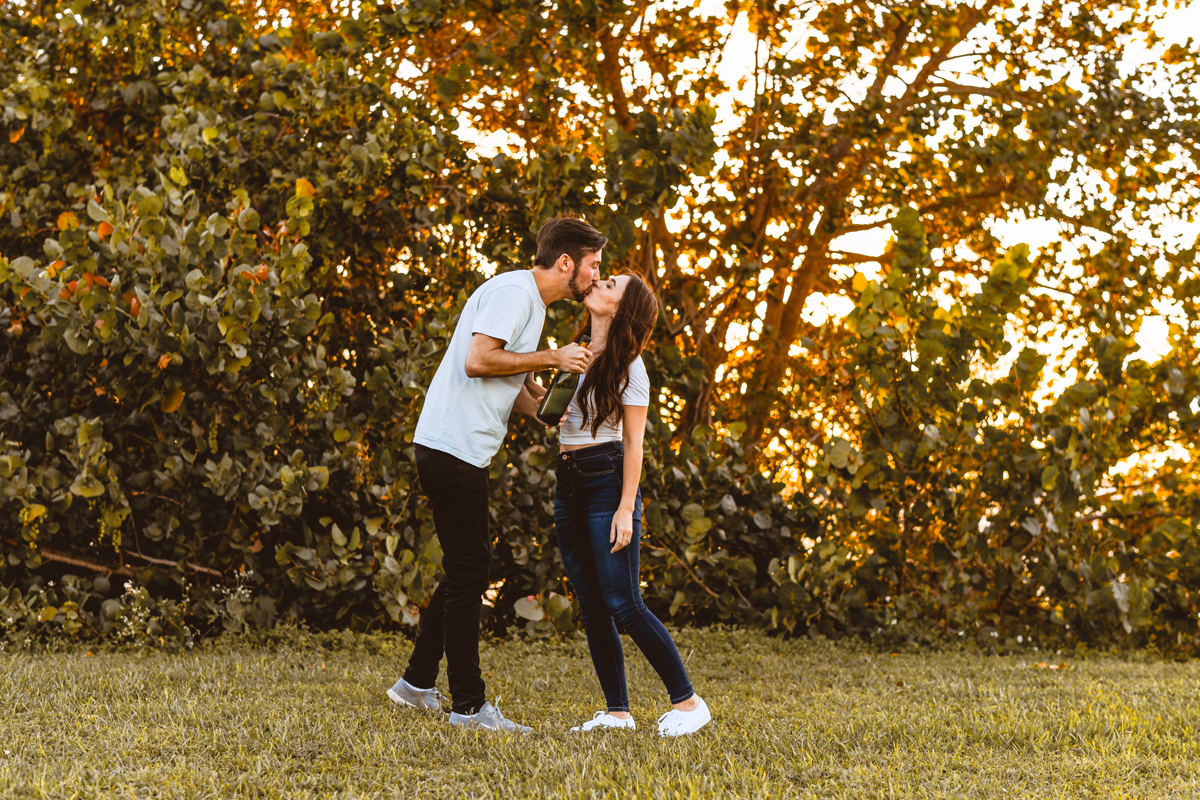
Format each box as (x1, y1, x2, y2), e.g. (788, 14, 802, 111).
(553, 271, 711, 737)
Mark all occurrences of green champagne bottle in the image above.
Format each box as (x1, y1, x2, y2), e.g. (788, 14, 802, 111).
(536, 334, 590, 426)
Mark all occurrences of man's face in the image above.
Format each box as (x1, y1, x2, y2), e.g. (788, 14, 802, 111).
(567, 250, 602, 302)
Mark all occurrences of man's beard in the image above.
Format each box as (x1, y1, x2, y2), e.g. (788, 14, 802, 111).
(568, 262, 593, 301)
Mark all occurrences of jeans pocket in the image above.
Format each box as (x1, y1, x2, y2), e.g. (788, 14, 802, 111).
(575, 453, 616, 477)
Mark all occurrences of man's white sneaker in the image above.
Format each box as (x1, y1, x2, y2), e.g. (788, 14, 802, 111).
(387, 678, 445, 710)
(657, 696, 711, 737)
(570, 712, 637, 733)
(449, 701, 533, 734)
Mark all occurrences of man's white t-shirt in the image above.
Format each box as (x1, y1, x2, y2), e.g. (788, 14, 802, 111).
(558, 356, 651, 445)
(413, 270, 546, 467)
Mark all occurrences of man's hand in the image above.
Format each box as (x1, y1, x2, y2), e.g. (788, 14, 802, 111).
(556, 342, 592, 374)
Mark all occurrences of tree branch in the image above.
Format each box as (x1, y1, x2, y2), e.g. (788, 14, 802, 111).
(124, 549, 225, 577)
(837, 219, 891, 234)
(3, 539, 224, 578)
(928, 81, 1024, 103)
(894, 0, 1002, 111)
(27, 547, 134, 577)
(828, 250, 887, 265)
(597, 12, 642, 133)
(866, 16, 914, 102)
(651, 535, 719, 599)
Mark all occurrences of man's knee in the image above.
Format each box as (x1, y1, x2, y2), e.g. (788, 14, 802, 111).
(442, 572, 489, 598)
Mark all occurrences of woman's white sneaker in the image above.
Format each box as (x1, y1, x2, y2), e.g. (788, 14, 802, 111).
(657, 696, 711, 737)
(570, 711, 637, 732)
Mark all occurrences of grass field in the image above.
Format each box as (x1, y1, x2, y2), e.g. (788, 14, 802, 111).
(2, 629, 1198, 799)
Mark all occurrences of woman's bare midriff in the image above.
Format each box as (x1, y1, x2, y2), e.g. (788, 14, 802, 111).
(559, 441, 615, 452)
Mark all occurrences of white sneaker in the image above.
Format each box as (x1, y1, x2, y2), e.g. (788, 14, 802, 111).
(386, 678, 445, 710)
(449, 701, 533, 734)
(570, 712, 637, 733)
(657, 696, 711, 737)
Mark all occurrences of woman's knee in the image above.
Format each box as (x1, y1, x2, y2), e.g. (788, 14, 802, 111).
(575, 591, 610, 622)
(604, 593, 646, 626)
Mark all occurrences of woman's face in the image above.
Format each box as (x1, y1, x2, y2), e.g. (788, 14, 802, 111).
(583, 274, 630, 319)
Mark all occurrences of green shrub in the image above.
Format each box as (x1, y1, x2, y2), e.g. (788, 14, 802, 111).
(2, 0, 1197, 655)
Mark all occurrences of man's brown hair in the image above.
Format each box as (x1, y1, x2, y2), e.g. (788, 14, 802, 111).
(533, 217, 608, 270)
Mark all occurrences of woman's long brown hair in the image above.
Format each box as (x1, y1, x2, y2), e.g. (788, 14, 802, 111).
(576, 272, 659, 437)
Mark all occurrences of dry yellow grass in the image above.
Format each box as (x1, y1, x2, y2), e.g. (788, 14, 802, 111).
(2, 629, 1198, 798)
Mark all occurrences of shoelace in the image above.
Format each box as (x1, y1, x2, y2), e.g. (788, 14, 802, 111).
(489, 698, 512, 723)
(407, 683, 447, 704)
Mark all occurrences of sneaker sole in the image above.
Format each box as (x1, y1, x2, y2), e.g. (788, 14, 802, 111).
(570, 724, 637, 733)
(450, 719, 533, 734)
(658, 716, 711, 737)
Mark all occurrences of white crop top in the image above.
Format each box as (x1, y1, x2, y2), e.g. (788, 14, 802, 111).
(558, 356, 651, 445)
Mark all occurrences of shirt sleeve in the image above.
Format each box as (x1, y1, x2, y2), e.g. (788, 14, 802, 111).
(471, 285, 530, 347)
(622, 356, 651, 406)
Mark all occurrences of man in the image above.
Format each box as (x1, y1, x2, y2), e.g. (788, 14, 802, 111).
(387, 217, 607, 732)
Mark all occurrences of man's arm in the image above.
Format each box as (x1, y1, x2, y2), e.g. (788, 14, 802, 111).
(513, 383, 548, 423)
(465, 333, 590, 378)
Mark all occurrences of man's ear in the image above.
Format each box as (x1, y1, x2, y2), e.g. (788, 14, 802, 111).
(558, 253, 574, 273)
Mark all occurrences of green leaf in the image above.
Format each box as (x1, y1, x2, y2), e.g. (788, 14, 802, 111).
(1042, 465, 1060, 492)
(681, 503, 712, 539)
(70, 473, 106, 498)
(206, 213, 229, 237)
(62, 329, 91, 354)
(514, 596, 543, 621)
(307, 466, 329, 491)
(669, 590, 688, 616)
(545, 592, 573, 627)
(185, 269, 208, 292)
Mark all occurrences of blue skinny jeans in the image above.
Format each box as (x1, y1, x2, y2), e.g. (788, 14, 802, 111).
(554, 441, 694, 712)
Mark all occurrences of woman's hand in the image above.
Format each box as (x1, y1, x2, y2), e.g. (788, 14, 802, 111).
(610, 507, 634, 553)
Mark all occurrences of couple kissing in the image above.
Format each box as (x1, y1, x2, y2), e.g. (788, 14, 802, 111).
(386, 216, 711, 738)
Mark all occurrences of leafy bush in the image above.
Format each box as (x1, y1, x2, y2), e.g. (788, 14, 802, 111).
(2, 0, 1197, 654)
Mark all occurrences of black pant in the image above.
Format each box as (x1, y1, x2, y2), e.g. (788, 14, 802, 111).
(402, 444, 490, 714)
